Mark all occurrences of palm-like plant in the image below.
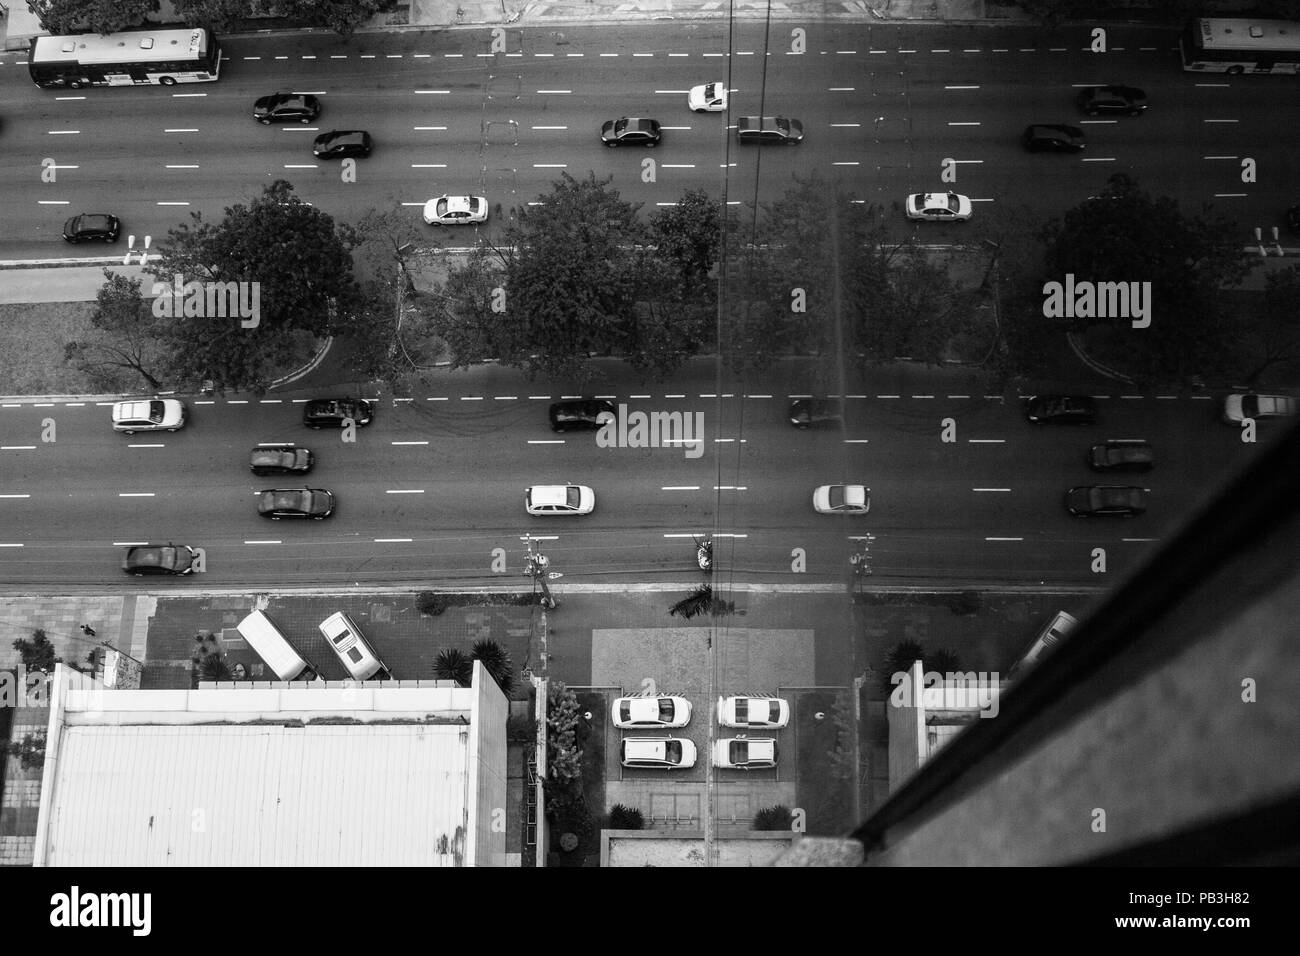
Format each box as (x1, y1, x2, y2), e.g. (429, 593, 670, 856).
(433, 647, 473, 686)
(471, 639, 515, 696)
(669, 584, 713, 619)
(197, 655, 233, 683)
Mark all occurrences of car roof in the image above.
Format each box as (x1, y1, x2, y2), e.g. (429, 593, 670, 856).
(529, 485, 570, 506)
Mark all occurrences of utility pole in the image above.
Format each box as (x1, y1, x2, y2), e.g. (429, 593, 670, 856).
(521, 534, 558, 609)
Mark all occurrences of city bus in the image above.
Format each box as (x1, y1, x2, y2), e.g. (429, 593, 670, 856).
(29, 27, 222, 89)
(1180, 17, 1300, 74)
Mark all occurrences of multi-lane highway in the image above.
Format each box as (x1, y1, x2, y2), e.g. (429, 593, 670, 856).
(2, 23, 1299, 255)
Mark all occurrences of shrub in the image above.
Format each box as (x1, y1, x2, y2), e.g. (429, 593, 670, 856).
(881, 639, 925, 694)
(433, 648, 472, 686)
(608, 804, 645, 830)
(417, 591, 449, 616)
(12, 629, 59, 674)
(471, 639, 515, 696)
(753, 805, 794, 831)
(928, 648, 962, 674)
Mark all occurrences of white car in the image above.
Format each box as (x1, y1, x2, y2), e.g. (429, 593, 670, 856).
(813, 484, 870, 514)
(905, 191, 972, 222)
(525, 484, 595, 515)
(423, 195, 488, 226)
(111, 398, 187, 434)
(621, 737, 697, 769)
(688, 82, 727, 113)
(718, 696, 790, 729)
(613, 695, 692, 729)
(713, 736, 778, 769)
(1222, 393, 1296, 424)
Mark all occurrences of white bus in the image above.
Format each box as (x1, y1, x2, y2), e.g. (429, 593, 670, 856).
(1180, 17, 1300, 74)
(29, 27, 222, 89)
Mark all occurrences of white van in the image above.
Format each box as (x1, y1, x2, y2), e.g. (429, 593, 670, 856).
(1008, 611, 1079, 679)
(318, 611, 387, 681)
(236, 609, 317, 681)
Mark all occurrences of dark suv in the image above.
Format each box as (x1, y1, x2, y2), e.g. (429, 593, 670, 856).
(736, 116, 804, 145)
(250, 444, 314, 476)
(789, 399, 843, 428)
(601, 117, 661, 147)
(63, 214, 121, 244)
(254, 92, 322, 125)
(1088, 441, 1154, 473)
(1022, 124, 1086, 153)
(1075, 85, 1147, 116)
(1025, 395, 1098, 425)
(303, 398, 374, 429)
(312, 130, 372, 158)
(549, 400, 616, 432)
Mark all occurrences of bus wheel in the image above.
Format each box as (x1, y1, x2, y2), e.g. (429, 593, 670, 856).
(160, 76, 177, 86)
(1227, 66, 1244, 75)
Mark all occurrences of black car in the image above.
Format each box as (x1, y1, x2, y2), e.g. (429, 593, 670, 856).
(789, 399, 843, 428)
(250, 444, 314, 476)
(1026, 395, 1098, 425)
(122, 544, 197, 576)
(549, 400, 616, 432)
(1286, 204, 1300, 235)
(303, 398, 374, 429)
(1075, 85, 1147, 116)
(257, 488, 335, 520)
(1088, 440, 1154, 473)
(254, 92, 322, 125)
(736, 115, 804, 145)
(62, 214, 121, 244)
(1022, 124, 1086, 153)
(601, 117, 661, 147)
(1065, 485, 1147, 517)
(312, 130, 372, 159)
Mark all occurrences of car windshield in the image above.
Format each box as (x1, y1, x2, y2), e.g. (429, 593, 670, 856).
(729, 741, 745, 762)
(618, 701, 632, 722)
(828, 487, 845, 509)
(705, 83, 719, 97)
(146, 401, 165, 423)
(566, 487, 581, 508)
(663, 741, 681, 762)
(1241, 396, 1260, 418)
(658, 699, 674, 720)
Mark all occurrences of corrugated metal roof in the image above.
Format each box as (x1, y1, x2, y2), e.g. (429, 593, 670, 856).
(44, 724, 471, 866)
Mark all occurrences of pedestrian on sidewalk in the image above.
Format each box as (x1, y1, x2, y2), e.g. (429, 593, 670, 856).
(80, 624, 96, 637)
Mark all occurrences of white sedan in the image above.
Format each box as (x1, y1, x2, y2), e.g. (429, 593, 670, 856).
(111, 398, 187, 434)
(423, 195, 488, 226)
(813, 484, 870, 514)
(718, 696, 790, 729)
(525, 484, 595, 515)
(612, 695, 692, 729)
(1222, 393, 1296, 424)
(905, 191, 972, 222)
(713, 736, 778, 769)
(688, 82, 728, 113)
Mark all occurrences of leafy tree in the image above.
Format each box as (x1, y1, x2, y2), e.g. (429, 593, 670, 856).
(650, 188, 722, 289)
(0, 733, 48, 771)
(1039, 174, 1252, 386)
(13, 629, 60, 675)
(171, 0, 253, 31)
(264, 0, 398, 36)
(433, 648, 472, 686)
(848, 241, 969, 366)
(1240, 265, 1300, 384)
(426, 245, 515, 370)
(752, 805, 794, 831)
(881, 639, 924, 694)
(607, 804, 645, 830)
(546, 682, 583, 787)
(64, 270, 167, 390)
(146, 180, 361, 392)
(30, 0, 160, 35)
(471, 639, 515, 696)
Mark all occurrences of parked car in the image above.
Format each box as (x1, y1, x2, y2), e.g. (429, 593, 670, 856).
(257, 488, 335, 520)
(1222, 393, 1297, 424)
(718, 696, 790, 729)
(122, 544, 197, 576)
(612, 695, 692, 729)
(813, 484, 870, 514)
(250, 444, 313, 476)
(1022, 124, 1086, 153)
(423, 195, 488, 226)
(1065, 485, 1148, 517)
(1025, 395, 1097, 425)
(713, 736, 778, 769)
(1075, 85, 1147, 116)
(318, 610, 386, 681)
(111, 398, 186, 434)
(688, 81, 727, 112)
(601, 117, 661, 147)
(63, 213, 121, 244)
(302, 398, 374, 429)
(788, 399, 842, 428)
(905, 192, 972, 222)
(525, 484, 595, 515)
(735, 115, 803, 145)
(1088, 440, 1154, 473)
(621, 737, 697, 769)
(1008, 611, 1079, 680)
(312, 130, 372, 158)
(253, 92, 321, 124)
(549, 400, 616, 432)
